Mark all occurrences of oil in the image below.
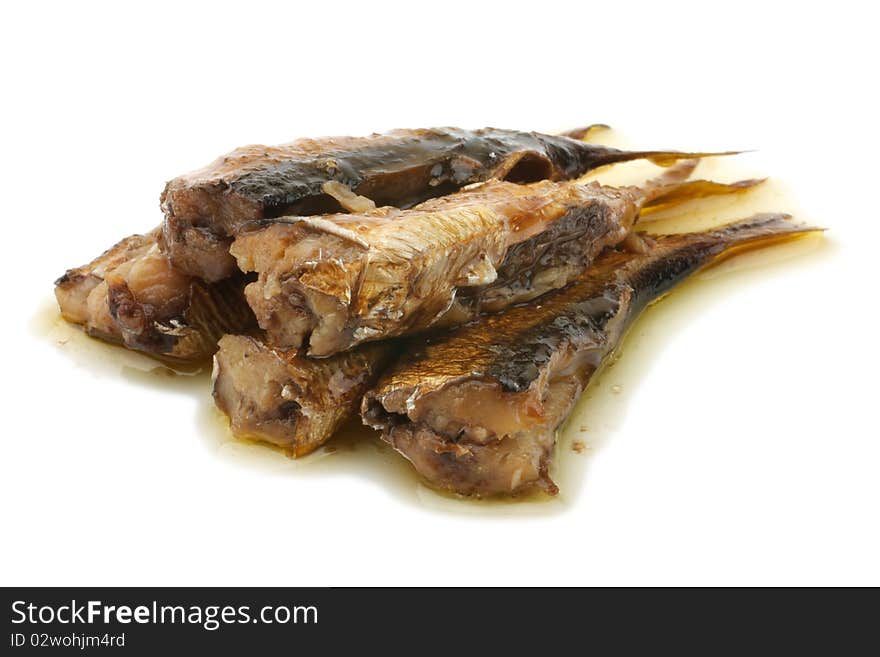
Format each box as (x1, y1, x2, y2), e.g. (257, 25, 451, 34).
(33, 129, 831, 514)
(551, 229, 830, 508)
(196, 398, 562, 516)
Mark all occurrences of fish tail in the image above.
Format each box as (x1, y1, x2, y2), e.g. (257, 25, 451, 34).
(627, 213, 823, 307)
(687, 212, 823, 256)
(640, 178, 767, 216)
(631, 158, 767, 215)
(634, 159, 701, 204)
(583, 146, 744, 171)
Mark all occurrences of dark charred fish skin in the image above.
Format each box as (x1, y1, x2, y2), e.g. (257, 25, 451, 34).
(54, 229, 256, 362)
(363, 214, 820, 497)
(212, 334, 395, 456)
(160, 126, 727, 281)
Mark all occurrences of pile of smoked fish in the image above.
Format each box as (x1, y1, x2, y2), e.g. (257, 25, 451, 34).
(55, 126, 820, 497)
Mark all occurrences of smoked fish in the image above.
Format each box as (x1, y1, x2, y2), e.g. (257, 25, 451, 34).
(161, 127, 729, 281)
(232, 164, 759, 356)
(362, 214, 820, 497)
(212, 334, 394, 456)
(55, 229, 255, 361)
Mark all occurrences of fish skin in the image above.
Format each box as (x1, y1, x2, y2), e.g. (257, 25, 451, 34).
(212, 334, 394, 456)
(54, 229, 256, 362)
(160, 126, 727, 281)
(362, 214, 821, 497)
(232, 178, 640, 356)
(232, 167, 758, 357)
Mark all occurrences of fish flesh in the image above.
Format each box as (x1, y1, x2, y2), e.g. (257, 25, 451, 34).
(232, 163, 760, 356)
(55, 229, 255, 361)
(362, 214, 820, 497)
(212, 335, 394, 456)
(55, 232, 156, 344)
(209, 167, 756, 455)
(55, 230, 255, 361)
(160, 126, 729, 281)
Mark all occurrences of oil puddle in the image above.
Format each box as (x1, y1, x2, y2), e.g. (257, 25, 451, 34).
(195, 398, 560, 516)
(551, 231, 832, 507)
(30, 298, 208, 386)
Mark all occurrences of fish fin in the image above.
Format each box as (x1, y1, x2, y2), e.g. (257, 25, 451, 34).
(632, 159, 701, 207)
(664, 213, 824, 257)
(587, 147, 744, 170)
(630, 160, 767, 217)
(639, 178, 767, 221)
(644, 150, 749, 167)
(639, 159, 700, 199)
(640, 178, 767, 217)
(624, 214, 823, 306)
(560, 124, 611, 141)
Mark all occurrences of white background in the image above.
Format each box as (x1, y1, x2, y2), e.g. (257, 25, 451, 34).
(2, 1, 878, 586)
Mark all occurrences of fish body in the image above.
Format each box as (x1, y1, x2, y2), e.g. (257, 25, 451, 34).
(160, 126, 724, 281)
(232, 167, 757, 357)
(231, 178, 638, 356)
(362, 214, 819, 497)
(212, 335, 394, 456)
(54, 230, 255, 361)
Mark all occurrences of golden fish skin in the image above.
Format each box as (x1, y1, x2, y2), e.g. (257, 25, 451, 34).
(363, 214, 821, 497)
(231, 178, 636, 357)
(160, 126, 726, 282)
(212, 335, 394, 456)
(232, 168, 758, 358)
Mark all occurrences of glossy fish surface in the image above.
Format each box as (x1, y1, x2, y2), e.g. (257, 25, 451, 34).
(160, 126, 726, 281)
(232, 166, 757, 357)
(362, 214, 820, 497)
